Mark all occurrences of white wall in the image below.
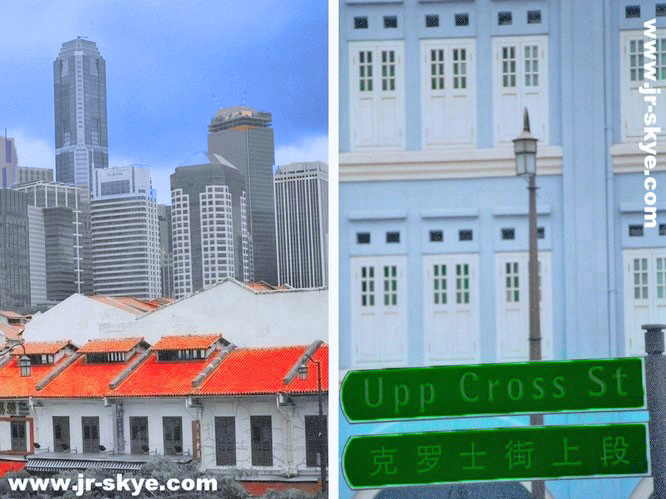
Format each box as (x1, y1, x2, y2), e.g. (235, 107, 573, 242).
(130, 281, 328, 347)
(121, 399, 196, 456)
(34, 400, 114, 454)
(0, 421, 11, 451)
(200, 396, 325, 478)
(22, 294, 138, 346)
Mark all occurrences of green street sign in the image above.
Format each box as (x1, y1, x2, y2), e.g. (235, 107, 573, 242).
(341, 358, 646, 422)
(342, 423, 650, 489)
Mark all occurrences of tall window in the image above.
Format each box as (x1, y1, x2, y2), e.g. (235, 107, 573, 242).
(250, 416, 273, 467)
(493, 37, 548, 144)
(10, 421, 26, 452)
(621, 31, 665, 139)
(163, 417, 183, 456)
(349, 42, 404, 149)
(305, 415, 328, 467)
(421, 39, 476, 146)
(82, 417, 100, 454)
(215, 416, 236, 466)
(53, 416, 70, 452)
(624, 250, 666, 354)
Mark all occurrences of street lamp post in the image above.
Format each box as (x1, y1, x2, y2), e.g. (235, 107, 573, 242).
(1, 341, 31, 377)
(298, 354, 327, 494)
(514, 108, 544, 499)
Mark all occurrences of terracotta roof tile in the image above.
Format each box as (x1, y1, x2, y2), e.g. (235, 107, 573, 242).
(113, 353, 215, 397)
(89, 296, 160, 315)
(0, 311, 26, 320)
(198, 345, 328, 396)
(0, 356, 72, 398)
(78, 338, 145, 353)
(0, 323, 22, 341)
(152, 334, 222, 351)
(17, 341, 74, 355)
(37, 353, 139, 398)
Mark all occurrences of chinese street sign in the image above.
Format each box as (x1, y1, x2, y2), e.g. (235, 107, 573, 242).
(341, 358, 646, 423)
(342, 423, 650, 489)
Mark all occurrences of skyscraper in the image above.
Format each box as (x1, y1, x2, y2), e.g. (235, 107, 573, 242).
(54, 38, 108, 190)
(91, 166, 160, 299)
(208, 106, 277, 284)
(170, 156, 252, 298)
(17, 167, 54, 185)
(0, 190, 30, 309)
(1, 136, 18, 189)
(158, 204, 174, 298)
(274, 162, 328, 288)
(13, 181, 93, 297)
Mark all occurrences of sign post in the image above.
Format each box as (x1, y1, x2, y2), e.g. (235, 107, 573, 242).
(644, 324, 666, 498)
(342, 424, 650, 489)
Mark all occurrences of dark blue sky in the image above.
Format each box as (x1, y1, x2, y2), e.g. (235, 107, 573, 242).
(0, 0, 328, 203)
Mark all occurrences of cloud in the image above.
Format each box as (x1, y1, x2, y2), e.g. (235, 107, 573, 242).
(12, 130, 55, 169)
(275, 134, 328, 168)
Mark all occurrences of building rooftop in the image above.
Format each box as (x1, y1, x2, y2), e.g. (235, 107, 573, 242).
(19, 341, 74, 356)
(209, 106, 272, 133)
(152, 334, 224, 351)
(77, 337, 146, 353)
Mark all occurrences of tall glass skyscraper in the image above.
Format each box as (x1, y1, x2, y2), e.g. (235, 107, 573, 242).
(54, 37, 108, 190)
(208, 106, 277, 285)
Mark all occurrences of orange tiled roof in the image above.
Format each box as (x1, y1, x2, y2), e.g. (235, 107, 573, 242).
(152, 334, 222, 351)
(0, 323, 22, 342)
(89, 296, 161, 315)
(198, 345, 328, 396)
(37, 353, 138, 398)
(113, 352, 216, 397)
(17, 341, 73, 356)
(78, 337, 145, 353)
(0, 311, 26, 320)
(0, 356, 72, 398)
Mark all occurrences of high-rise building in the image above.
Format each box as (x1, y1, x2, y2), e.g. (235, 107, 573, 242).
(1, 136, 18, 189)
(91, 166, 160, 299)
(13, 181, 93, 296)
(208, 106, 277, 284)
(0, 190, 30, 309)
(26, 206, 47, 305)
(274, 162, 328, 288)
(54, 38, 108, 190)
(17, 167, 54, 185)
(170, 157, 252, 298)
(158, 204, 174, 298)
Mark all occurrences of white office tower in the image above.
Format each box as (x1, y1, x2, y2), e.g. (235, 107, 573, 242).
(91, 165, 161, 299)
(274, 161, 328, 288)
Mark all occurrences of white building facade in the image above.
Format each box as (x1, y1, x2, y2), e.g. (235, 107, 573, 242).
(274, 162, 329, 289)
(91, 166, 161, 299)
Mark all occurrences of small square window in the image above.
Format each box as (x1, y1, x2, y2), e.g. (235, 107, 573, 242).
(386, 231, 400, 243)
(658, 3, 666, 16)
(357, 232, 370, 244)
(354, 17, 368, 29)
(425, 14, 439, 28)
(430, 230, 443, 242)
(537, 227, 545, 239)
(498, 11, 512, 25)
(659, 224, 666, 236)
(629, 225, 644, 237)
(459, 229, 473, 241)
(527, 10, 541, 24)
(625, 5, 640, 18)
(501, 228, 515, 240)
(384, 16, 398, 28)
(455, 13, 469, 26)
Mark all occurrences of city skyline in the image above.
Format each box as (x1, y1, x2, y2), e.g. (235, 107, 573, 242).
(0, 0, 328, 204)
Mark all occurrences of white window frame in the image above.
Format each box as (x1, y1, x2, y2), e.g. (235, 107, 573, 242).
(623, 248, 666, 355)
(495, 252, 553, 362)
(420, 38, 477, 148)
(492, 36, 549, 146)
(350, 255, 408, 368)
(348, 41, 405, 150)
(620, 30, 666, 141)
(422, 253, 480, 364)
